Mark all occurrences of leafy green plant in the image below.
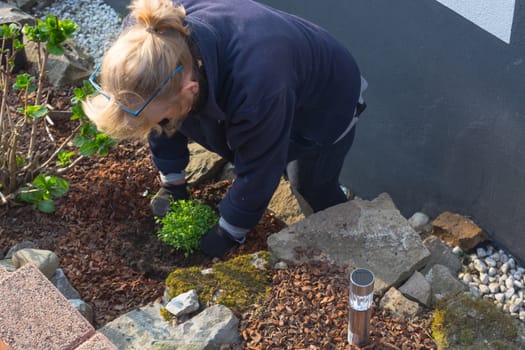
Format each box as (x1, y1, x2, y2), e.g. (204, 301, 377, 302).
(156, 200, 218, 257)
(17, 174, 68, 213)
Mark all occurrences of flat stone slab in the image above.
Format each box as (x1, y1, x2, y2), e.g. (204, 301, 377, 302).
(268, 193, 430, 292)
(0, 264, 94, 350)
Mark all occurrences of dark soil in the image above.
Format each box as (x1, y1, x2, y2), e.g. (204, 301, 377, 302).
(0, 84, 437, 349)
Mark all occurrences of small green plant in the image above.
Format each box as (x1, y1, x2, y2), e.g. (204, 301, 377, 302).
(155, 199, 218, 257)
(17, 174, 68, 213)
(0, 15, 116, 212)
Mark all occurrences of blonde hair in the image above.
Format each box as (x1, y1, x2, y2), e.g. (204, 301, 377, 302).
(82, 0, 193, 140)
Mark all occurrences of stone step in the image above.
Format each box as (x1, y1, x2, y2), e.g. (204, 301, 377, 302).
(0, 263, 116, 349)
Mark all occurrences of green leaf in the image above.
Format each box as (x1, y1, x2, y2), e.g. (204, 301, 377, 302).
(46, 42, 64, 55)
(60, 19, 78, 36)
(13, 73, 35, 91)
(57, 150, 75, 166)
(37, 199, 55, 213)
(17, 186, 43, 203)
(46, 15, 58, 29)
(48, 177, 69, 197)
(25, 105, 48, 119)
(13, 38, 24, 50)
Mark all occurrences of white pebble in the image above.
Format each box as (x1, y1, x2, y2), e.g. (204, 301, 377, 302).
(474, 259, 488, 273)
(477, 247, 488, 258)
(479, 285, 490, 295)
(479, 273, 489, 285)
(488, 267, 498, 277)
(501, 262, 510, 274)
(452, 246, 463, 255)
(495, 293, 505, 302)
(505, 288, 516, 300)
(485, 257, 497, 267)
(488, 283, 500, 294)
(462, 274, 473, 284)
(510, 303, 521, 313)
(509, 258, 516, 269)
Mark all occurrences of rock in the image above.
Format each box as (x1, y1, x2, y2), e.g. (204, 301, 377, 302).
(452, 246, 463, 255)
(424, 264, 467, 305)
(69, 299, 94, 324)
(5, 0, 53, 12)
(420, 235, 462, 275)
(51, 268, 81, 299)
(0, 259, 16, 272)
(267, 177, 305, 225)
(398, 271, 432, 306)
(23, 39, 93, 87)
(407, 212, 430, 234)
(12, 249, 59, 279)
(166, 304, 241, 348)
(185, 143, 228, 186)
(5, 241, 36, 259)
(165, 290, 199, 317)
(268, 193, 430, 292)
(100, 302, 174, 349)
(432, 294, 525, 349)
(379, 287, 420, 319)
(431, 211, 488, 251)
(274, 261, 288, 270)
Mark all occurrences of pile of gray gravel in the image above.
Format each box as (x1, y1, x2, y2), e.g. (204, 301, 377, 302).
(33, 0, 123, 65)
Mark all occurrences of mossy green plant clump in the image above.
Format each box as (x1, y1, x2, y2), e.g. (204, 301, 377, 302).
(155, 199, 218, 257)
(431, 293, 522, 349)
(163, 251, 271, 319)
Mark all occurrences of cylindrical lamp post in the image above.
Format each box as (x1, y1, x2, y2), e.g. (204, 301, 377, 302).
(348, 268, 375, 347)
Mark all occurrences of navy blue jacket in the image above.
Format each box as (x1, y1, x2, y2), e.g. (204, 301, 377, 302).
(149, 0, 361, 229)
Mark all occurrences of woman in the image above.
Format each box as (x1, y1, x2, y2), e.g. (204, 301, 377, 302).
(84, 0, 366, 258)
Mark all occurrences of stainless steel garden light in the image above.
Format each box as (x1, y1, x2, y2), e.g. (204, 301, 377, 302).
(348, 268, 374, 347)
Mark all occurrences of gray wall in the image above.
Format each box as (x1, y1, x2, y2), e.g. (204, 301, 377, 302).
(258, 0, 525, 262)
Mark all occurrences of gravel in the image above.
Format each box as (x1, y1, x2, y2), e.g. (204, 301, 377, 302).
(32, 0, 123, 66)
(458, 244, 525, 321)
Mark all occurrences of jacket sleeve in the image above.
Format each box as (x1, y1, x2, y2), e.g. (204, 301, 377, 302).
(148, 130, 190, 175)
(219, 88, 296, 229)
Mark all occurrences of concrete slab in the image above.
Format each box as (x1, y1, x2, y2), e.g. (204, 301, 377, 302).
(0, 264, 94, 350)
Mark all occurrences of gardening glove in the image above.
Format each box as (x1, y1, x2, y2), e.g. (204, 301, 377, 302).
(200, 219, 247, 259)
(150, 183, 189, 217)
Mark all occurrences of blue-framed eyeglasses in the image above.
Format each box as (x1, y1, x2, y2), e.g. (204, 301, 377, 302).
(88, 64, 184, 117)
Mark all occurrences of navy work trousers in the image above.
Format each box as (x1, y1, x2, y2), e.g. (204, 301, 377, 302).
(286, 126, 356, 213)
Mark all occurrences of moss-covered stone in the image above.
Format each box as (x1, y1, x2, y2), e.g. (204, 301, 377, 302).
(431, 293, 525, 349)
(163, 251, 271, 319)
